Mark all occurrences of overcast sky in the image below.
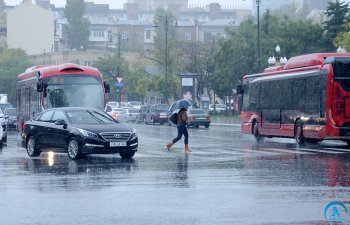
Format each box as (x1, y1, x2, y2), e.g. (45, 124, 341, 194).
(5, 0, 251, 9)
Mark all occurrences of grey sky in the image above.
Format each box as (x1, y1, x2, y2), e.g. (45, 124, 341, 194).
(5, 0, 251, 9)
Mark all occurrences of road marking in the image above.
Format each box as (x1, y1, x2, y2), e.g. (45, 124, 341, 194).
(293, 147, 346, 154)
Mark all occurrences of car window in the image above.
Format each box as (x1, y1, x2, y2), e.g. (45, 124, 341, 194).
(38, 110, 54, 122)
(4, 108, 16, 115)
(66, 110, 115, 124)
(52, 110, 67, 123)
(189, 109, 206, 114)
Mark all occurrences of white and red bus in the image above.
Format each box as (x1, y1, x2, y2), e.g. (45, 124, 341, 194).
(17, 63, 110, 132)
(237, 52, 350, 145)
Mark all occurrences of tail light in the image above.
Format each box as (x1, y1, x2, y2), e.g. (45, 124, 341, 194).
(207, 116, 212, 121)
(23, 123, 27, 130)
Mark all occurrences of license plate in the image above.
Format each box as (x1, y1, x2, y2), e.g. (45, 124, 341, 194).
(110, 142, 127, 147)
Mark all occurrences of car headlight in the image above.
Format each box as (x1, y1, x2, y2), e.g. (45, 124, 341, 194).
(78, 128, 98, 138)
(130, 128, 137, 139)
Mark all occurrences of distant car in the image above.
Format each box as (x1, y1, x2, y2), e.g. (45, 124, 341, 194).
(128, 101, 142, 110)
(209, 104, 226, 113)
(187, 108, 211, 128)
(105, 104, 125, 121)
(0, 109, 7, 146)
(106, 101, 119, 108)
(0, 103, 13, 112)
(145, 104, 169, 125)
(123, 108, 140, 123)
(22, 107, 138, 160)
(119, 102, 133, 109)
(136, 105, 150, 124)
(4, 108, 16, 129)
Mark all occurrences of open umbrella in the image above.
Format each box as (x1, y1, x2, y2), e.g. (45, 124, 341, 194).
(170, 99, 196, 112)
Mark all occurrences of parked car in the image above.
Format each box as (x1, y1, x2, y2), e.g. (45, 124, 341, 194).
(128, 101, 142, 110)
(209, 104, 226, 113)
(145, 104, 169, 125)
(187, 108, 211, 128)
(0, 103, 13, 112)
(105, 104, 124, 121)
(122, 108, 140, 123)
(0, 109, 7, 146)
(22, 107, 138, 160)
(4, 108, 16, 129)
(106, 101, 119, 109)
(136, 105, 150, 124)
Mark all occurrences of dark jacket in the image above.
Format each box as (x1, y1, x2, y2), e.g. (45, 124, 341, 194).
(177, 109, 188, 125)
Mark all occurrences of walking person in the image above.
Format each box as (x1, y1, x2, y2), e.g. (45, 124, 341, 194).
(166, 107, 191, 153)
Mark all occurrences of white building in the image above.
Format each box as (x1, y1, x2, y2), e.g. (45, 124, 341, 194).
(7, 0, 54, 55)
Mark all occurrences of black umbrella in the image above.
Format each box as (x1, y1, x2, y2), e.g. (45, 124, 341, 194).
(173, 99, 195, 110)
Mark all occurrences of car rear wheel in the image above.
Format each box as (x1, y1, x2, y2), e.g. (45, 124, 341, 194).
(205, 124, 210, 128)
(119, 150, 135, 159)
(26, 136, 41, 157)
(67, 137, 81, 160)
(3, 134, 7, 143)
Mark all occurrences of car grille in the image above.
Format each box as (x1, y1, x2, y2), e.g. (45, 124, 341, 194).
(100, 132, 132, 141)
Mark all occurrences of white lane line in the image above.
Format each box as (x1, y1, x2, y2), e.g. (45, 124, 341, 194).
(293, 147, 346, 154)
(261, 147, 313, 155)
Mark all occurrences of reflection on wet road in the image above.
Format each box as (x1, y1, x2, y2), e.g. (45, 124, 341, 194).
(1, 124, 350, 224)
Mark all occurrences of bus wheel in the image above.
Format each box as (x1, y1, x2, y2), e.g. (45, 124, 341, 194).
(252, 121, 263, 142)
(295, 121, 305, 145)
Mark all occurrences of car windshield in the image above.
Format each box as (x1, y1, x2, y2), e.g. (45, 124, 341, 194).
(4, 108, 16, 115)
(189, 109, 206, 114)
(66, 110, 115, 124)
(155, 105, 168, 111)
(128, 109, 139, 113)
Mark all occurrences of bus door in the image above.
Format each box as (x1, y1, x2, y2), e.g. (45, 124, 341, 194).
(259, 81, 281, 135)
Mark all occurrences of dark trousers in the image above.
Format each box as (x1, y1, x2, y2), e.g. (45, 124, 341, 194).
(172, 124, 189, 144)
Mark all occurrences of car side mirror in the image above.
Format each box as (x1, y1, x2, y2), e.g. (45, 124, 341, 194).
(55, 119, 67, 128)
(5, 115, 9, 119)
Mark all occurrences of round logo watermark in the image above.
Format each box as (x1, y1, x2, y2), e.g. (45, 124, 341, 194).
(324, 201, 348, 221)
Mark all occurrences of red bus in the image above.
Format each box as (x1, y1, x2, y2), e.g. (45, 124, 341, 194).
(237, 52, 350, 145)
(17, 63, 110, 132)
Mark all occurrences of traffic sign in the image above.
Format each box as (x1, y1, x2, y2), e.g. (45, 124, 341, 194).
(115, 82, 124, 88)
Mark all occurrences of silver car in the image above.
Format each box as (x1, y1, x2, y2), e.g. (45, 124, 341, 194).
(0, 109, 8, 146)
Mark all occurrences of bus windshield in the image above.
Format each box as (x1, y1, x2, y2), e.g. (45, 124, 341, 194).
(44, 75, 104, 110)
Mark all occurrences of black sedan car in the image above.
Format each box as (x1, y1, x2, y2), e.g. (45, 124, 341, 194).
(22, 107, 138, 160)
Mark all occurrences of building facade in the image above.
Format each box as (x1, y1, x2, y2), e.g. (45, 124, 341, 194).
(7, 0, 54, 55)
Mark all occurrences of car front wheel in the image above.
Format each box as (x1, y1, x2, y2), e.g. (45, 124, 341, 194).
(67, 137, 81, 160)
(119, 150, 135, 159)
(26, 136, 41, 157)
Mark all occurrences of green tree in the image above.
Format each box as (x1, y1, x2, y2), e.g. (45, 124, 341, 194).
(0, 48, 31, 104)
(335, 22, 350, 51)
(323, 0, 350, 51)
(64, 0, 90, 50)
(145, 8, 179, 103)
(93, 52, 128, 102)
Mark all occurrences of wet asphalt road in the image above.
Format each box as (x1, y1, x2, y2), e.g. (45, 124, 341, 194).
(1, 123, 350, 225)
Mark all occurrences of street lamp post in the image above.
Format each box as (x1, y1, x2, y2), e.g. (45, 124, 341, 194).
(155, 12, 177, 104)
(256, 0, 261, 72)
(268, 45, 288, 66)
